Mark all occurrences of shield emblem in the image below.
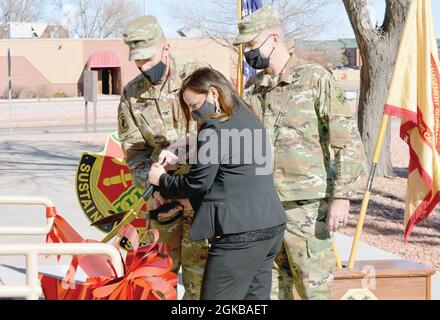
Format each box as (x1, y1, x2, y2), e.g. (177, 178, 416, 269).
(75, 133, 148, 249)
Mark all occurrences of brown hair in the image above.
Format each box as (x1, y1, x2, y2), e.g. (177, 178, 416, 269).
(179, 67, 254, 132)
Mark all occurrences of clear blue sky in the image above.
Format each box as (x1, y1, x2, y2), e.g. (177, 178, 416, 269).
(140, 0, 440, 40)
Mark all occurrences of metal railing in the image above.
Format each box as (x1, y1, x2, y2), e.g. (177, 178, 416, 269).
(0, 196, 55, 235)
(0, 196, 124, 300)
(0, 243, 124, 300)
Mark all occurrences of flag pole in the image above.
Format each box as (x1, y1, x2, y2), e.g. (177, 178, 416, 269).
(347, 114, 390, 270)
(237, 0, 244, 95)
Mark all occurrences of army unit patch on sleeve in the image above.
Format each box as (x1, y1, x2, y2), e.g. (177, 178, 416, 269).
(330, 84, 352, 117)
(335, 86, 348, 104)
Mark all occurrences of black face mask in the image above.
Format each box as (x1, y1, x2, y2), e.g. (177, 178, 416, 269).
(138, 60, 166, 85)
(244, 36, 275, 70)
(191, 99, 217, 122)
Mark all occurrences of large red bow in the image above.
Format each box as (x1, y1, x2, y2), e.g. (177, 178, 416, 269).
(41, 211, 177, 300)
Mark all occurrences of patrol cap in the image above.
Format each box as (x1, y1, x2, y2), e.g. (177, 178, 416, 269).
(233, 6, 282, 46)
(122, 16, 165, 61)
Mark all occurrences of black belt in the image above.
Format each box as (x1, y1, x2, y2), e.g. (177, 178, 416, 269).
(283, 199, 323, 209)
(210, 224, 286, 244)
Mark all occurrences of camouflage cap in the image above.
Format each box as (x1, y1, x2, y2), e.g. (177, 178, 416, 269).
(122, 16, 165, 61)
(233, 6, 281, 46)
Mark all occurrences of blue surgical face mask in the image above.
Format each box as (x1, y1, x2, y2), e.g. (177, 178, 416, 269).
(191, 98, 217, 122)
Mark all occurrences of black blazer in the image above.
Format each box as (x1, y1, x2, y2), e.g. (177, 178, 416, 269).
(158, 103, 287, 241)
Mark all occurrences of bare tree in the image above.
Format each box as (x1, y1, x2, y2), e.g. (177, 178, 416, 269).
(164, 0, 332, 86)
(0, 0, 44, 38)
(50, 0, 141, 38)
(166, 0, 332, 48)
(343, 0, 411, 176)
(265, 0, 332, 39)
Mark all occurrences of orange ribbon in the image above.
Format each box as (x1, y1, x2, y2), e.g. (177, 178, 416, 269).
(91, 225, 177, 300)
(42, 211, 178, 300)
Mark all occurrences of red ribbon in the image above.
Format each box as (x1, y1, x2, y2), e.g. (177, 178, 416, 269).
(41, 211, 178, 300)
(91, 225, 177, 300)
(46, 206, 57, 218)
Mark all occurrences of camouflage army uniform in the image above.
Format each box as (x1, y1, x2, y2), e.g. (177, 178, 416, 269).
(118, 16, 209, 300)
(234, 6, 367, 300)
(244, 56, 368, 299)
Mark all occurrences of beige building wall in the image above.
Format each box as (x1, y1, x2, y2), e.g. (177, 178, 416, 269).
(0, 38, 235, 98)
(0, 39, 84, 83)
(0, 39, 85, 96)
(170, 38, 234, 82)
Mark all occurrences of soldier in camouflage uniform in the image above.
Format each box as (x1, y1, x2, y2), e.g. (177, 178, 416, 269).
(118, 16, 209, 300)
(234, 7, 368, 300)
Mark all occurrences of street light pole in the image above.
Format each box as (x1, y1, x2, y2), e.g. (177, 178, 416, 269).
(144, 0, 147, 15)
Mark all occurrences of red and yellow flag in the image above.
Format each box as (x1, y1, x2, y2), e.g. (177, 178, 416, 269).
(384, 0, 440, 241)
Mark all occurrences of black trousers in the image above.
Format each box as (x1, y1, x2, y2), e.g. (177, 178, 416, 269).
(200, 231, 284, 300)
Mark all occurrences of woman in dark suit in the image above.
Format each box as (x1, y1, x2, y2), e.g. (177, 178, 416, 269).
(148, 68, 286, 300)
